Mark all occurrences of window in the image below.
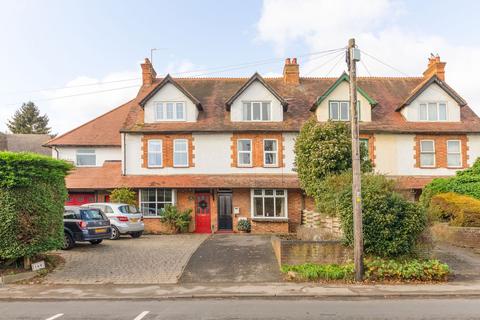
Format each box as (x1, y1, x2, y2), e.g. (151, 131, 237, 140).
(419, 102, 447, 121)
(447, 140, 462, 167)
(242, 102, 271, 121)
(263, 139, 278, 166)
(420, 140, 435, 167)
(237, 139, 252, 166)
(173, 139, 188, 167)
(76, 149, 96, 166)
(360, 138, 369, 161)
(252, 189, 287, 218)
(155, 102, 186, 121)
(329, 101, 360, 121)
(139, 188, 174, 216)
(147, 140, 163, 167)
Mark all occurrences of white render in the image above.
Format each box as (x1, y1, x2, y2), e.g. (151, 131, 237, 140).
(143, 82, 199, 123)
(230, 80, 284, 122)
(53, 147, 122, 167)
(400, 83, 461, 122)
(315, 80, 372, 122)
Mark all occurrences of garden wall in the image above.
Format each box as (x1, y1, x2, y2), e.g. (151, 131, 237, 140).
(300, 210, 343, 240)
(430, 223, 480, 249)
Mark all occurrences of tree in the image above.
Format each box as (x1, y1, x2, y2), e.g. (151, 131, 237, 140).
(6, 101, 51, 134)
(109, 187, 137, 205)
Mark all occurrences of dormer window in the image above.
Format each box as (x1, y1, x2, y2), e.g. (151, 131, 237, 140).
(419, 102, 447, 121)
(242, 101, 271, 121)
(155, 102, 186, 121)
(328, 101, 360, 121)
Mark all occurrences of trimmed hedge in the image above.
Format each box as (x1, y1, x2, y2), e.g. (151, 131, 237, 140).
(0, 152, 73, 260)
(428, 192, 480, 227)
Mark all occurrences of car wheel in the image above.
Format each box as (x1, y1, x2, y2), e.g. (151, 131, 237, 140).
(62, 233, 75, 250)
(110, 226, 120, 240)
(89, 239, 103, 245)
(130, 231, 143, 238)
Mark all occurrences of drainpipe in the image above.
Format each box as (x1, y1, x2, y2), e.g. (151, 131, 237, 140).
(53, 146, 59, 159)
(122, 132, 126, 175)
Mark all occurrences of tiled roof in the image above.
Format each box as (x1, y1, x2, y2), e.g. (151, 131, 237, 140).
(0, 133, 51, 155)
(65, 161, 300, 189)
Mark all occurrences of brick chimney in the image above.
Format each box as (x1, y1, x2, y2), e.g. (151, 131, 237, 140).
(141, 58, 157, 86)
(423, 54, 446, 81)
(283, 57, 300, 85)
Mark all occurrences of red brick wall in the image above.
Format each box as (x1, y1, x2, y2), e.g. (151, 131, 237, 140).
(414, 135, 468, 168)
(141, 134, 195, 168)
(360, 133, 376, 165)
(230, 133, 285, 168)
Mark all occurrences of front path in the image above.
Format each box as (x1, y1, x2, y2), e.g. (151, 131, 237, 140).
(44, 234, 208, 284)
(179, 234, 283, 283)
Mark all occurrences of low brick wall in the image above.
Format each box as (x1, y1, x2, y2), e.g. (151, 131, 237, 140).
(251, 219, 289, 234)
(271, 236, 352, 267)
(301, 210, 343, 239)
(430, 223, 480, 249)
(143, 218, 175, 234)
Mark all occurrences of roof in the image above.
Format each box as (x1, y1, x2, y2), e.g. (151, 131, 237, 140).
(0, 133, 51, 155)
(65, 161, 300, 189)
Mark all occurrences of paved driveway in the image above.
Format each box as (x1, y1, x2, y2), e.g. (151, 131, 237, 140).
(45, 234, 208, 284)
(179, 234, 282, 283)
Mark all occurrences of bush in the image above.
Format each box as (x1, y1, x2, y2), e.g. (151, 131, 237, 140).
(109, 187, 137, 205)
(282, 263, 353, 281)
(0, 152, 73, 260)
(428, 192, 480, 227)
(160, 205, 192, 233)
(237, 219, 251, 232)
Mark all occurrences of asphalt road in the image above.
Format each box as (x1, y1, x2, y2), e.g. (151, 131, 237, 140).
(1, 298, 480, 319)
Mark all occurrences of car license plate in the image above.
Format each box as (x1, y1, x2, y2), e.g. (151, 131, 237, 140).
(95, 228, 107, 233)
(130, 218, 139, 223)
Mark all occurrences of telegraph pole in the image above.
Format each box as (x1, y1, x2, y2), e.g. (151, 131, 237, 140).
(347, 38, 364, 281)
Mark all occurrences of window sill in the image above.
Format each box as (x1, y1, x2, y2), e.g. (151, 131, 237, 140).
(251, 218, 288, 223)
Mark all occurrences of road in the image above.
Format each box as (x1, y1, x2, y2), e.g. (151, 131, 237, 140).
(1, 298, 480, 319)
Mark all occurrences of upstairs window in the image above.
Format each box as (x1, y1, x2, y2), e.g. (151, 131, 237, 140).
(447, 140, 462, 167)
(237, 139, 252, 166)
(420, 140, 435, 167)
(147, 140, 163, 167)
(242, 102, 271, 121)
(329, 101, 360, 121)
(76, 149, 96, 166)
(155, 102, 186, 121)
(263, 139, 278, 166)
(419, 102, 447, 121)
(173, 139, 188, 167)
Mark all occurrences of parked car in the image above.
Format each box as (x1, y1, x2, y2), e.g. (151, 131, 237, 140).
(82, 203, 144, 240)
(63, 206, 112, 250)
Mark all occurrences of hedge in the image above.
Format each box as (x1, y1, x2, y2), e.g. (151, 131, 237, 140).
(428, 192, 480, 227)
(0, 152, 73, 260)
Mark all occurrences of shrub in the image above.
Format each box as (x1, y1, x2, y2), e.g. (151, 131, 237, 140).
(282, 263, 353, 281)
(0, 152, 73, 260)
(109, 187, 137, 205)
(428, 192, 480, 227)
(160, 205, 192, 233)
(237, 219, 251, 232)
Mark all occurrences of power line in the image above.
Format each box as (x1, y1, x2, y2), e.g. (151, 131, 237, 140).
(325, 52, 346, 77)
(360, 50, 410, 76)
(360, 59, 372, 77)
(304, 51, 345, 76)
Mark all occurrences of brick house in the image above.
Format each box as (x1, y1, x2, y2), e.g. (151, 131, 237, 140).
(45, 55, 480, 234)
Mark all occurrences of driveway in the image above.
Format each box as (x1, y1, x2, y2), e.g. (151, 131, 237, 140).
(432, 243, 480, 281)
(44, 234, 208, 284)
(179, 234, 282, 283)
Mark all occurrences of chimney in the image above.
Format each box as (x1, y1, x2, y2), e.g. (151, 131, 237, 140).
(141, 58, 157, 86)
(423, 54, 446, 81)
(283, 57, 300, 85)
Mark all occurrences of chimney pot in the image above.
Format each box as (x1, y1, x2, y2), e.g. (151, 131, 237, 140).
(292, 57, 297, 64)
(423, 55, 446, 81)
(283, 57, 300, 85)
(285, 58, 291, 65)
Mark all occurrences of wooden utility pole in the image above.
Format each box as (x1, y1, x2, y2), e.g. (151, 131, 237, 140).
(347, 38, 364, 281)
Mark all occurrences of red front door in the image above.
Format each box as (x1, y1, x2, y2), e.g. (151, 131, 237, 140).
(195, 193, 211, 233)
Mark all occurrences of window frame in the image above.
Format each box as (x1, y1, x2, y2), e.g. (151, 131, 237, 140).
(263, 139, 278, 167)
(147, 139, 163, 168)
(241, 101, 272, 121)
(419, 139, 436, 168)
(446, 139, 462, 168)
(237, 139, 253, 167)
(418, 101, 448, 122)
(76, 149, 96, 167)
(328, 100, 360, 121)
(139, 188, 176, 217)
(173, 139, 189, 168)
(154, 101, 186, 121)
(251, 189, 288, 219)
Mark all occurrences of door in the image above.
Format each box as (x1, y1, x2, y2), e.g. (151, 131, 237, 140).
(195, 193, 211, 233)
(66, 193, 95, 206)
(218, 192, 233, 230)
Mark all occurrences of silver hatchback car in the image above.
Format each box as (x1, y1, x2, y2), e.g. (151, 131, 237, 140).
(82, 203, 144, 240)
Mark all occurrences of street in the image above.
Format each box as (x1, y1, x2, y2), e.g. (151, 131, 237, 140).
(1, 298, 480, 320)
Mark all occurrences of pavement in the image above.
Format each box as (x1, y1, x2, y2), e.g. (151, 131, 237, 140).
(44, 234, 208, 284)
(179, 234, 282, 283)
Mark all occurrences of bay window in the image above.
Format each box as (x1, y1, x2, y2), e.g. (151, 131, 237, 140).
(252, 189, 287, 218)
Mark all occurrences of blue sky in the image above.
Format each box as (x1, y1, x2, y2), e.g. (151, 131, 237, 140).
(1, 0, 479, 133)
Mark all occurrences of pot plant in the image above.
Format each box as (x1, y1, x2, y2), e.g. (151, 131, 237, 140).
(237, 219, 251, 233)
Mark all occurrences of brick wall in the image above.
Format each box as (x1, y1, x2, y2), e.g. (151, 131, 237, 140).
(230, 133, 284, 168)
(414, 135, 468, 168)
(430, 223, 480, 249)
(360, 133, 376, 165)
(141, 134, 195, 168)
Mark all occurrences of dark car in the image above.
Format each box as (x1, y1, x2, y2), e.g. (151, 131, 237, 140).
(63, 206, 112, 250)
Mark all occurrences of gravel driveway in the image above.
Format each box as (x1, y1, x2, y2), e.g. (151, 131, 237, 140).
(44, 234, 208, 284)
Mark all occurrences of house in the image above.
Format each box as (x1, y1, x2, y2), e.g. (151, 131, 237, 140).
(45, 55, 480, 234)
(0, 133, 51, 156)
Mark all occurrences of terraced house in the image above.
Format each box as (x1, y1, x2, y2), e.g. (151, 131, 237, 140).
(45, 55, 480, 234)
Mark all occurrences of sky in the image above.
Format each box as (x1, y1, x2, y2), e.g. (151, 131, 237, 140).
(1, 0, 479, 134)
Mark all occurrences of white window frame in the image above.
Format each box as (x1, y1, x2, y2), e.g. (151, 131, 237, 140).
(147, 139, 163, 168)
(418, 101, 448, 122)
(242, 101, 272, 121)
(237, 139, 253, 167)
(139, 188, 176, 217)
(76, 149, 96, 167)
(173, 139, 189, 167)
(251, 189, 288, 219)
(447, 139, 462, 168)
(329, 100, 360, 121)
(263, 139, 278, 167)
(154, 101, 186, 121)
(419, 140, 436, 168)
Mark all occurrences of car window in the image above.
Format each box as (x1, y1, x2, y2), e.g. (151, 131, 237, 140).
(118, 205, 140, 214)
(80, 209, 106, 221)
(104, 205, 114, 214)
(64, 210, 76, 219)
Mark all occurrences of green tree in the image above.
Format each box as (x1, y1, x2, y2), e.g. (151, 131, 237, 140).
(109, 187, 137, 205)
(6, 101, 51, 134)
